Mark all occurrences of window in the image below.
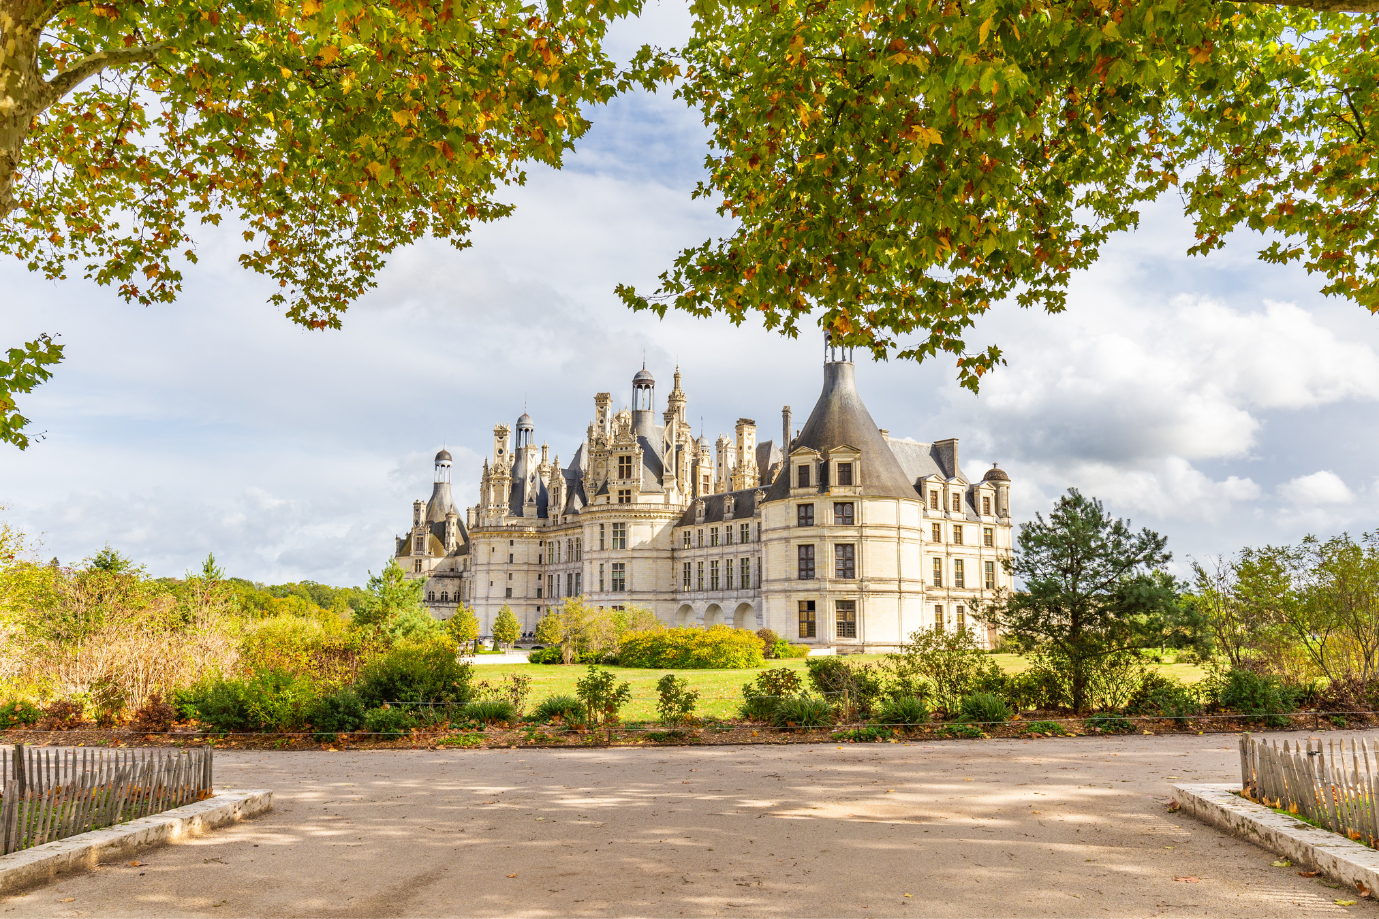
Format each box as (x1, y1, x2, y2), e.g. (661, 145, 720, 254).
(547, 575, 553, 596)
(538, 554, 543, 565)
(952, 494, 961, 513)
(599, 563, 605, 592)
(726, 559, 734, 590)
(837, 462, 854, 486)
(725, 526, 734, 545)
(710, 560, 720, 591)
(683, 562, 692, 590)
(954, 558, 965, 589)
(835, 544, 856, 579)
(834, 502, 854, 526)
(696, 561, 704, 591)
(414, 560, 422, 572)
(536, 585, 543, 599)
(618, 489, 632, 504)
(599, 524, 605, 550)
(956, 605, 966, 633)
(575, 538, 582, 560)
(566, 572, 574, 596)
(982, 496, 992, 515)
(618, 455, 634, 479)
(798, 544, 816, 580)
(929, 491, 939, 510)
(427, 591, 434, 601)
(984, 560, 996, 590)
(797, 464, 811, 488)
(508, 572, 512, 580)
(683, 530, 691, 549)
(575, 572, 582, 594)
(740, 557, 751, 590)
(612, 522, 627, 549)
(506, 587, 513, 598)
(697, 528, 704, 548)
(611, 563, 626, 592)
(414, 535, 425, 552)
(740, 523, 751, 544)
(797, 504, 814, 527)
(836, 600, 857, 639)
(983, 527, 994, 548)
(440, 592, 447, 602)
(711, 527, 719, 547)
(798, 600, 817, 638)
(931, 523, 942, 542)
(509, 553, 514, 564)
(932, 557, 943, 587)
(953, 525, 963, 546)
(934, 604, 944, 631)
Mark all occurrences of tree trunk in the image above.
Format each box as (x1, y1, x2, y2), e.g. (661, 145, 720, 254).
(0, 3, 46, 221)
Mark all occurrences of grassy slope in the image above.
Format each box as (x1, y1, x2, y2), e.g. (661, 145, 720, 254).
(475, 655, 1208, 722)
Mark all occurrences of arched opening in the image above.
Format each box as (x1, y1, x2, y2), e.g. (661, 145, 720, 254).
(676, 604, 695, 627)
(733, 602, 757, 630)
(704, 603, 724, 627)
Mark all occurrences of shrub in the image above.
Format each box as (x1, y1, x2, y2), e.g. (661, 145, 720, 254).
(474, 674, 532, 716)
(184, 679, 254, 732)
(1005, 668, 1066, 711)
(575, 667, 632, 741)
(806, 657, 885, 717)
(363, 705, 411, 736)
(307, 689, 367, 737)
(39, 699, 87, 731)
(757, 628, 781, 658)
(241, 667, 323, 731)
(771, 695, 832, 729)
(1217, 668, 1297, 727)
(617, 625, 765, 669)
(1316, 676, 1379, 714)
(1025, 647, 1147, 713)
(740, 668, 803, 719)
(774, 642, 810, 659)
(527, 647, 563, 664)
(875, 695, 931, 726)
(464, 700, 518, 724)
(656, 674, 700, 726)
(1023, 720, 1068, 736)
(738, 696, 780, 721)
(833, 725, 894, 742)
(354, 639, 473, 709)
(129, 693, 177, 733)
(531, 694, 584, 724)
(1126, 673, 1201, 719)
(887, 627, 990, 712)
(1086, 713, 1135, 734)
(937, 723, 986, 739)
(958, 692, 1010, 725)
(0, 699, 42, 729)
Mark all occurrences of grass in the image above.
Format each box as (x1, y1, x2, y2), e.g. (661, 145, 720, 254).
(479, 653, 1208, 722)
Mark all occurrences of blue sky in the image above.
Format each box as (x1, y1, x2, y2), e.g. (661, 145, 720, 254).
(3, 4, 1378, 585)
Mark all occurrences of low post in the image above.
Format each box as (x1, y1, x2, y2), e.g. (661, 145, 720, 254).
(12, 743, 24, 797)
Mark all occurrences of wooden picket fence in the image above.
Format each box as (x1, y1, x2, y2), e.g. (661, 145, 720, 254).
(0, 744, 213, 855)
(1239, 734, 1379, 845)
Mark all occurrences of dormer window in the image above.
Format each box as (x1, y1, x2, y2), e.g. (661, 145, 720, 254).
(837, 463, 853, 486)
(982, 495, 991, 515)
(951, 494, 961, 513)
(797, 464, 812, 488)
(929, 491, 939, 510)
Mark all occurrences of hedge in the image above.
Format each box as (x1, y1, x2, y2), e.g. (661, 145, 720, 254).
(617, 625, 765, 669)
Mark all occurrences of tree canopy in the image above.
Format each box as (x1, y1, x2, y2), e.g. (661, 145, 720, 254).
(0, 0, 665, 446)
(619, 0, 1379, 390)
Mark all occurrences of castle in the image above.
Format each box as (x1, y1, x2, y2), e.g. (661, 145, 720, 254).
(395, 347, 1013, 650)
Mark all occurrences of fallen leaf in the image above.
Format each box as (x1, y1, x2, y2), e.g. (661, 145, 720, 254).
(1174, 876, 1200, 883)
(904, 894, 912, 897)
(129, 861, 141, 868)
(1031, 810, 1041, 815)
(59, 899, 74, 903)
(1299, 871, 1322, 878)
(1166, 800, 1181, 812)
(507, 874, 518, 878)
(1272, 859, 1292, 868)
(1358, 881, 1372, 898)
(1337, 900, 1357, 906)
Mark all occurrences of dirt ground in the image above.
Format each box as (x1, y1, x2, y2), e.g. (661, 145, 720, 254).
(5, 731, 1379, 918)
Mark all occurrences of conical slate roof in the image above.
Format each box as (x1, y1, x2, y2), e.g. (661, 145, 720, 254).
(765, 361, 920, 502)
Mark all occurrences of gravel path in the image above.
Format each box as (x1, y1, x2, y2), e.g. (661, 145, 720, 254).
(5, 731, 1378, 917)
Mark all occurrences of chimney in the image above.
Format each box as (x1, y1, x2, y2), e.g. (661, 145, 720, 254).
(935, 437, 960, 479)
(782, 405, 792, 449)
(879, 429, 889, 443)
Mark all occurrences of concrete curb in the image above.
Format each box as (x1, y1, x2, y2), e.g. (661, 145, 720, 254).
(0, 788, 271, 895)
(1173, 782, 1379, 894)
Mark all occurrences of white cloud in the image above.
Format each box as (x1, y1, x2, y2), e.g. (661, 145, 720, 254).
(1280, 471, 1355, 506)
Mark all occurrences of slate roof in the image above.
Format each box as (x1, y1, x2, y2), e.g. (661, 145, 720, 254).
(675, 487, 764, 527)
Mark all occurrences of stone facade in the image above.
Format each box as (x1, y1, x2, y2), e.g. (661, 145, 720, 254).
(396, 353, 1014, 650)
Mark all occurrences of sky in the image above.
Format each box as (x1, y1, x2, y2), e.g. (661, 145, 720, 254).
(3, 4, 1378, 587)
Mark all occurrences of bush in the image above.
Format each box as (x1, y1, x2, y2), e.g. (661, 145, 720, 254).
(937, 723, 986, 739)
(833, 725, 894, 742)
(363, 705, 412, 736)
(1086, 713, 1135, 734)
(464, 700, 518, 724)
(875, 695, 931, 726)
(1217, 668, 1297, 727)
(527, 647, 564, 665)
(474, 674, 532, 717)
(617, 625, 765, 669)
(771, 695, 833, 729)
(242, 667, 322, 731)
(656, 674, 700, 726)
(1004, 668, 1065, 711)
(130, 693, 177, 733)
(887, 627, 990, 712)
(958, 692, 1010, 725)
(1023, 720, 1068, 736)
(1126, 673, 1201, 719)
(355, 639, 473, 709)
(756, 628, 780, 658)
(806, 657, 885, 717)
(307, 689, 367, 737)
(38, 699, 87, 731)
(0, 699, 42, 729)
(774, 642, 810, 659)
(531, 694, 584, 724)
(575, 667, 632, 741)
(184, 679, 254, 732)
(740, 668, 804, 720)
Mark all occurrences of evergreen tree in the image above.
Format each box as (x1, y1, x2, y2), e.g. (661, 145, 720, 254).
(354, 559, 424, 632)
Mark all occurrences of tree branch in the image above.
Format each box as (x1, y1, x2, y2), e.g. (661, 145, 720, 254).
(41, 41, 170, 107)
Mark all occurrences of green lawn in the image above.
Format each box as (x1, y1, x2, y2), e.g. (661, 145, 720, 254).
(475, 653, 1207, 722)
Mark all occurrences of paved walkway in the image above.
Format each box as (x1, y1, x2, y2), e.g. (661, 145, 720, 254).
(6, 732, 1378, 917)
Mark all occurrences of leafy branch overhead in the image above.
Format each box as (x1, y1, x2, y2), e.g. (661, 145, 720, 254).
(618, 0, 1379, 390)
